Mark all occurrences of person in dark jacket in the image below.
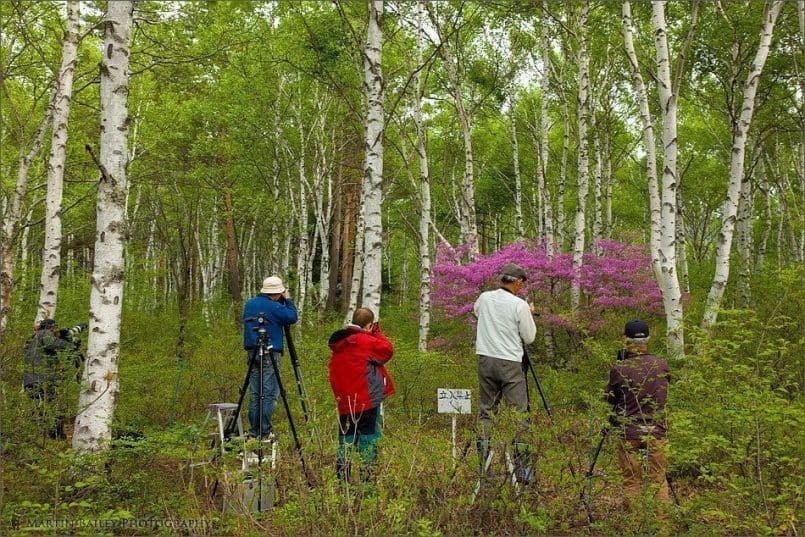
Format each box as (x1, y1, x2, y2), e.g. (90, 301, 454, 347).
(242, 276, 298, 439)
(23, 319, 77, 439)
(328, 308, 394, 482)
(606, 319, 671, 530)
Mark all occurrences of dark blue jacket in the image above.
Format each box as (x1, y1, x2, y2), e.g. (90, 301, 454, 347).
(242, 294, 298, 351)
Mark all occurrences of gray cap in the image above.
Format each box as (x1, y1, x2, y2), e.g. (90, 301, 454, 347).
(500, 263, 528, 281)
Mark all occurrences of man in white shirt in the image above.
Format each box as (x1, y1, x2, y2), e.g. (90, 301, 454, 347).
(474, 262, 537, 482)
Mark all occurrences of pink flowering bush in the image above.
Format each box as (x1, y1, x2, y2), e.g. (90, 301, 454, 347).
(431, 240, 663, 338)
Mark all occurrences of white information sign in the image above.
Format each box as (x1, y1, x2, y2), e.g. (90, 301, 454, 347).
(437, 388, 472, 414)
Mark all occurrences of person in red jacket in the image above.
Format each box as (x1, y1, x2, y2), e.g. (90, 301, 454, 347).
(328, 307, 394, 482)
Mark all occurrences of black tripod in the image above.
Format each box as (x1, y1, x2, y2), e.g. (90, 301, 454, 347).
(585, 427, 680, 507)
(522, 346, 595, 524)
(283, 326, 324, 452)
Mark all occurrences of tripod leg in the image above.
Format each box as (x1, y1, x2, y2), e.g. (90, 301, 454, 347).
(284, 326, 311, 422)
(267, 350, 311, 486)
(227, 350, 257, 438)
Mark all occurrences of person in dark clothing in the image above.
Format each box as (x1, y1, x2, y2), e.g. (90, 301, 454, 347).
(23, 319, 80, 439)
(242, 276, 298, 439)
(328, 308, 394, 482)
(606, 319, 671, 530)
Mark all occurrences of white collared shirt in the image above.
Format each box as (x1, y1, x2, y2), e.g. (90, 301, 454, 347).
(474, 288, 536, 362)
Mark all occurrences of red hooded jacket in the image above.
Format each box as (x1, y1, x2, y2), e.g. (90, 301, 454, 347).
(328, 325, 395, 416)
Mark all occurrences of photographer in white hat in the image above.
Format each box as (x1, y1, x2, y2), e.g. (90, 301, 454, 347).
(242, 276, 298, 439)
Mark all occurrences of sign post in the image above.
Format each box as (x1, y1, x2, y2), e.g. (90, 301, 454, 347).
(437, 388, 471, 460)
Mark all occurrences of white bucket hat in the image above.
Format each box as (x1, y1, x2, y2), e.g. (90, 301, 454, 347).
(260, 276, 286, 294)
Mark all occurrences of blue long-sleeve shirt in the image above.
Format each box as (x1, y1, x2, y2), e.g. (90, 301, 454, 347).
(242, 294, 298, 351)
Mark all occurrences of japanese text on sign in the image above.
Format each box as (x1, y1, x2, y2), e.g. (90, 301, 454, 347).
(437, 388, 472, 414)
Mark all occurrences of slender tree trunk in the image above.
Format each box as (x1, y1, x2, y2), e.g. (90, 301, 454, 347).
(570, 1, 590, 314)
(676, 185, 690, 293)
(0, 94, 54, 343)
(736, 172, 754, 305)
(415, 0, 432, 351)
(623, 0, 685, 357)
(592, 134, 603, 253)
(757, 168, 772, 271)
(361, 0, 385, 316)
(347, 194, 366, 323)
(702, 1, 784, 329)
(557, 87, 569, 251)
(541, 4, 555, 257)
(35, 0, 81, 323)
(510, 96, 524, 240)
(222, 186, 241, 308)
(652, 1, 685, 357)
(73, 0, 133, 452)
(623, 0, 662, 280)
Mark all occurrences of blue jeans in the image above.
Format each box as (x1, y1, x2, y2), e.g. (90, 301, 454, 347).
(247, 349, 280, 437)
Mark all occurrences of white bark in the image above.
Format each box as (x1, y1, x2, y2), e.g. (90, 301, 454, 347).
(702, 0, 784, 329)
(73, 0, 133, 452)
(652, 0, 685, 358)
(361, 0, 385, 316)
(35, 0, 81, 323)
(676, 185, 690, 293)
(623, 0, 662, 279)
(415, 0, 432, 351)
(623, 0, 684, 358)
(570, 1, 590, 314)
(557, 87, 569, 250)
(541, 3, 555, 257)
(510, 96, 524, 240)
(293, 104, 310, 314)
(347, 194, 366, 324)
(0, 93, 55, 343)
(736, 174, 754, 304)
(592, 134, 603, 253)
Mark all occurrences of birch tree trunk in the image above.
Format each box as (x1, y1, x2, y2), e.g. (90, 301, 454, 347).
(592, 134, 603, 253)
(360, 0, 384, 316)
(736, 173, 754, 305)
(510, 96, 525, 240)
(623, 0, 686, 357)
(676, 185, 690, 293)
(540, 2, 555, 257)
(35, 0, 81, 324)
(0, 94, 54, 343)
(623, 0, 662, 280)
(73, 0, 133, 452)
(570, 1, 590, 314)
(557, 85, 569, 251)
(702, 0, 784, 329)
(347, 194, 366, 323)
(415, 0, 432, 351)
(652, 0, 685, 358)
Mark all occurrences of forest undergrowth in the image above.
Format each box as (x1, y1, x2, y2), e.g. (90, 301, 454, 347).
(2, 275, 803, 536)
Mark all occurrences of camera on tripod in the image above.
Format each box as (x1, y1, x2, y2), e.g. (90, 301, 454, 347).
(60, 323, 87, 343)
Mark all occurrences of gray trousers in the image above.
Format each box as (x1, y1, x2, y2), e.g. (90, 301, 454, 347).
(477, 355, 529, 436)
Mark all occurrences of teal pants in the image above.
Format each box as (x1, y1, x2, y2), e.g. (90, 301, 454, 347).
(337, 406, 382, 481)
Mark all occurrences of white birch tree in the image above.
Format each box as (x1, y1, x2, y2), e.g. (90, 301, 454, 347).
(652, 0, 685, 357)
(570, 1, 590, 314)
(73, 0, 134, 452)
(540, 2, 555, 257)
(0, 94, 54, 343)
(360, 0, 385, 316)
(702, 0, 785, 329)
(35, 0, 81, 323)
(414, 0, 432, 351)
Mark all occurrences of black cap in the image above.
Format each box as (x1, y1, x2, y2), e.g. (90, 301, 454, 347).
(500, 263, 528, 281)
(38, 319, 56, 330)
(624, 319, 649, 338)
